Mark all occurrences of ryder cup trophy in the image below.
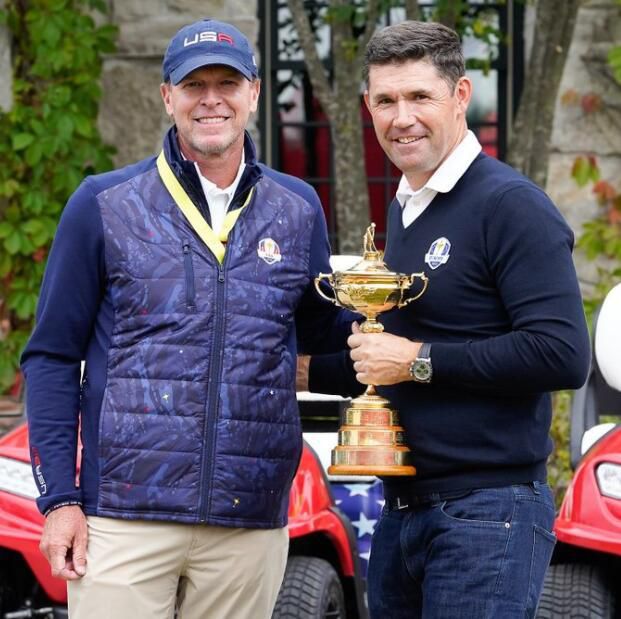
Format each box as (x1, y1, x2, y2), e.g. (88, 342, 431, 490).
(314, 224, 428, 476)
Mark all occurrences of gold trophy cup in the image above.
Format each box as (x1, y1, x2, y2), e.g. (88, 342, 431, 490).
(315, 224, 428, 476)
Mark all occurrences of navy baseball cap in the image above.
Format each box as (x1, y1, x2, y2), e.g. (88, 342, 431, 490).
(162, 19, 258, 84)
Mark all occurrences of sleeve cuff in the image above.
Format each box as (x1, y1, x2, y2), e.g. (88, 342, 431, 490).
(37, 490, 83, 517)
(309, 351, 363, 397)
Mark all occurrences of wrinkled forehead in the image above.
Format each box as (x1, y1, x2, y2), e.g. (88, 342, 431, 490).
(366, 59, 450, 96)
(367, 58, 441, 85)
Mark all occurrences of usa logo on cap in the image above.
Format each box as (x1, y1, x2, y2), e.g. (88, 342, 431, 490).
(183, 31, 234, 46)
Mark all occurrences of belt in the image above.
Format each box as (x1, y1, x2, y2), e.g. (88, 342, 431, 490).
(384, 488, 472, 511)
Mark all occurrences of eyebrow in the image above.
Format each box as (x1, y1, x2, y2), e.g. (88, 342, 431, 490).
(371, 88, 433, 103)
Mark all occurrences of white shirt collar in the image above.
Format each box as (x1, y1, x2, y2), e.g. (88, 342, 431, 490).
(179, 150, 246, 234)
(193, 150, 246, 201)
(396, 130, 482, 206)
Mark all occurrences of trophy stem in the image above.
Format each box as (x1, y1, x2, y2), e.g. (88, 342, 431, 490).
(360, 317, 383, 333)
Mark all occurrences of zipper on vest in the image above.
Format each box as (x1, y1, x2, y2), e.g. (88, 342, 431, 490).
(199, 250, 228, 521)
(182, 242, 196, 310)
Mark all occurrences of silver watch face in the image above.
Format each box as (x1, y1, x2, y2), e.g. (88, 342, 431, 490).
(413, 360, 432, 382)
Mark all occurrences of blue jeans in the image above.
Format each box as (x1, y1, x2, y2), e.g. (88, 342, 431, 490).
(367, 482, 556, 619)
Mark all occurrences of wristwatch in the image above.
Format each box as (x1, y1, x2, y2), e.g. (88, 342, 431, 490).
(409, 343, 432, 383)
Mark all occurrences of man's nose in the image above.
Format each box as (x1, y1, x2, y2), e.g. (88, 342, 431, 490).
(199, 87, 221, 106)
(393, 99, 416, 128)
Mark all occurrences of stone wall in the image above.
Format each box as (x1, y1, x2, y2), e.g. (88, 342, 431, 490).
(99, 0, 259, 167)
(546, 0, 621, 290)
(0, 0, 10, 112)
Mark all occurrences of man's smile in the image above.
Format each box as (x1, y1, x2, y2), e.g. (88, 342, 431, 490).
(394, 136, 425, 144)
(194, 116, 229, 125)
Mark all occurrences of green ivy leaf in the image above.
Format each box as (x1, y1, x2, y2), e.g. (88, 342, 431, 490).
(47, 85, 72, 108)
(0, 252, 12, 278)
(20, 236, 35, 255)
(608, 45, 621, 83)
(0, 357, 18, 394)
(25, 141, 43, 166)
(74, 115, 92, 137)
(0, 222, 14, 239)
(12, 133, 35, 150)
(5, 230, 23, 255)
(21, 220, 45, 235)
(31, 229, 50, 247)
(3, 180, 21, 197)
(49, 0, 69, 11)
(589, 163, 601, 183)
(57, 115, 75, 140)
(8, 291, 37, 320)
(42, 20, 61, 47)
(88, 0, 108, 12)
(571, 157, 592, 187)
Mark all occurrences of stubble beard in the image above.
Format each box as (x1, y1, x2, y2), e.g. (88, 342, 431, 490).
(186, 127, 243, 159)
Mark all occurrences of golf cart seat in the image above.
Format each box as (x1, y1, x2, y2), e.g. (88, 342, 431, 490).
(570, 285, 621, 469)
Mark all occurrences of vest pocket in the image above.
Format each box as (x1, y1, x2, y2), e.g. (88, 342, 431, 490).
(182, 242, 196, 311)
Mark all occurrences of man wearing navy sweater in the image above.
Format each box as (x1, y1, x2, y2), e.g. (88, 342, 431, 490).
(307, 20, 590, 619)
(21, 18, 352, 619)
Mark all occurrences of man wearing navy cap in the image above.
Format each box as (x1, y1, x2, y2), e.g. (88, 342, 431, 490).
(21, 18, 353, 619)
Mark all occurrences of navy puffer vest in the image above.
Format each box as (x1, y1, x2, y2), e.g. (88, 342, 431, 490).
(93, 163, 315, 527)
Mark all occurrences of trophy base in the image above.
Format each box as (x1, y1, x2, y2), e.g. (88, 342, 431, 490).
(328, 463, 417, 476)
(329, 445, 416, 476)
(328, 389, 417, 477)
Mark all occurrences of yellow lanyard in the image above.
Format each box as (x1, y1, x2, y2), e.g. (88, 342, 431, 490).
(156, 151, 253, 264)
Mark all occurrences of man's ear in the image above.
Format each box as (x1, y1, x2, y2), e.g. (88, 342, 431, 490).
(363, 91, 371, 114)
(249, 78, 261, 114)
(454, 76, 472, 114)
(160, 82, 173, 115)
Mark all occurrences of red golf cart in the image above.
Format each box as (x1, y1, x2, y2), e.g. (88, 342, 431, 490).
(537, 288, 621, 618)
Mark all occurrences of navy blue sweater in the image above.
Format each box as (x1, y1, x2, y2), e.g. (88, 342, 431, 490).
(311, 154, 590, 497)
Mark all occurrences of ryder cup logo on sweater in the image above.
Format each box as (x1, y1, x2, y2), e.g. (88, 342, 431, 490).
(257, 238, 282, 264)
(425, 237, 451, 270)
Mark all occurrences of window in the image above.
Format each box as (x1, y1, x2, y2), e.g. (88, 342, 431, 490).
(258, 1, 524, 249)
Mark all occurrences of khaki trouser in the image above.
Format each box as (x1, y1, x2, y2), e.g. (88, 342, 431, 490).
(68, 516, 289, 619)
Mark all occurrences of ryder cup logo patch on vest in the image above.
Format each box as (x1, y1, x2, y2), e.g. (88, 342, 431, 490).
(425, 237, 451, 270)
(258, 238, 282, 264)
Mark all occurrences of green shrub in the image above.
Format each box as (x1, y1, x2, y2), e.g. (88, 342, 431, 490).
(548, 391, 573, 508)
(0, 0, 117, 392)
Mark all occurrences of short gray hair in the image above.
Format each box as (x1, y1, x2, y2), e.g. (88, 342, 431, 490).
(363, 21, 465, 90)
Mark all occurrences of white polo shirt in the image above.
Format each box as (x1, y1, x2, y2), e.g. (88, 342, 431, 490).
(396, 130, 482, 228)
(185, 152, 246, 235)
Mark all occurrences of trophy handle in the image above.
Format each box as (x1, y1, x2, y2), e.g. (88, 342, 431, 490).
(399, 272, 429, 307)
(314, 273, 338, 304)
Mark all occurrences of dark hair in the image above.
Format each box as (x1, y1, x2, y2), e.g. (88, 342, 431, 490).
(363, 21, 465, 90)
